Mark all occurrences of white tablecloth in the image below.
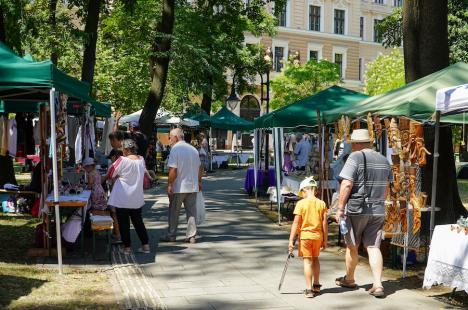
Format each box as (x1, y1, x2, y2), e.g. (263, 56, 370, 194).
(423, 224, 468, 293)
(282, 175, 337, 195)
(212, 155, 229, 166)
(46, 190, 91, 203)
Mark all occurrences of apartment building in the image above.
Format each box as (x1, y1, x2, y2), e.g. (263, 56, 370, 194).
(244, 0, 401, 91)
(223, 1, 401, 149)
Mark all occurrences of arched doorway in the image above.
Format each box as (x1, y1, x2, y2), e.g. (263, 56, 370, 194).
(240, 95, 260, 149)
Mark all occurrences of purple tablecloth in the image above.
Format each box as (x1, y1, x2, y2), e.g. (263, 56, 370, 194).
(244, 167, 276, 194)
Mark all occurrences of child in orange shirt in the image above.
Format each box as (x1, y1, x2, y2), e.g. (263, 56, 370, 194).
(288, 176, 328, 298)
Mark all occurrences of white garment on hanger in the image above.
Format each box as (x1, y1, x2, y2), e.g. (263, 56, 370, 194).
(8, 119, 17, 157)
(100, 117, 115, 155)
(75, 126, 83, 164)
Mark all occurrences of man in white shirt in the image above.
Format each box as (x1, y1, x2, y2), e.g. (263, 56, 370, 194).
(160, 128, 202, 244)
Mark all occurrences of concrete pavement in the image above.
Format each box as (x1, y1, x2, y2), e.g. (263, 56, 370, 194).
(130, 169, 447, 310)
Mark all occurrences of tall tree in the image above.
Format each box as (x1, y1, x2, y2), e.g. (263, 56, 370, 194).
(81, 0, 102, 88)
(48, 0, 58, 64)
(0, 4, 5, 43)
(363, 48, 405, 96)
(403, 0, 466, 224)
(138, 0, 175, 137)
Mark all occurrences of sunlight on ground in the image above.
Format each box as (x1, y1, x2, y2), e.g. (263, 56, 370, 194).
(0, 216, 119, 310)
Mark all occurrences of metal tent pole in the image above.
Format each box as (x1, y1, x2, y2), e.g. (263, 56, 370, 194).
(430, 111, 441, 241)
(274, 127, 282, 225)
(50, 88, 63, 275)
(253, 129, 258, 202)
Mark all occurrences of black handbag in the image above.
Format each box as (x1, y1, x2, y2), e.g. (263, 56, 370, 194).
(347, 151, 369, 215)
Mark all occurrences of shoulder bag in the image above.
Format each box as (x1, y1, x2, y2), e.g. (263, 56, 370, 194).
(346, 151, 369, 215)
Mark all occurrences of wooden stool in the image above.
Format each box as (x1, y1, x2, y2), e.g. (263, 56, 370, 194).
(90, 211, 113, 262)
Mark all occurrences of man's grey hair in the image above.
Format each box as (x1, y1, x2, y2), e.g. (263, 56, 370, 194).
(170, 128, 184, 140)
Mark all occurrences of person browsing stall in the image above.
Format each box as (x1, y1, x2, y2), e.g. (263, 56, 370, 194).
(294, 134, 311, 171)
(334, 129, 392, 298)
(288, 177, 328, 298)
(107, 139, 150, 255)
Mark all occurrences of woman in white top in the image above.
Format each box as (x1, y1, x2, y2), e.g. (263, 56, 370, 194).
(107, 139, 150, 254)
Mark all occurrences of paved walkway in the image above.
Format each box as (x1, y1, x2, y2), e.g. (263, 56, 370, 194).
(127, 169, 447, 310)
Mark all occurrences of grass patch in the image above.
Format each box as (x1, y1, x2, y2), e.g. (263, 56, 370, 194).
(0, 215, 119, 309)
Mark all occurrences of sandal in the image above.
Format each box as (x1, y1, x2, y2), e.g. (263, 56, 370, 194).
(304, 289, 314, 298)
(368, 286, 385, 298)
(137, 247, 150, 254)
(335, 275, 358, 289)
(312, 284, 322, 297)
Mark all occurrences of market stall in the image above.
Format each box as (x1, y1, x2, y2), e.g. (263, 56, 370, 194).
(0, 43, 107, 274)
(253, 86, 369, 224)
(421, 84, 468, 293)
(321, 62, 468, 277)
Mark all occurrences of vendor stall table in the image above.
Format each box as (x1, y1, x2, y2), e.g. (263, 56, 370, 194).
(281, 175, 337, 195)
(244, 166, 276, 195)
(423, 224, 468, 293)
(46, 190, 91, 257)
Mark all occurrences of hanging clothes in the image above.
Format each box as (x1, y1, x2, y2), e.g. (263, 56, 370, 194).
(25, 116, 35, 155)
(0, 116, 8, 156)
(8, 119, 17, 157)
(33, 118, 40, 146)
(74, 121, 96, 164)
(100, 117, 115, 156)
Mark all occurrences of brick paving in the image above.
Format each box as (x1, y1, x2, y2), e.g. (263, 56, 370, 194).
(115, 169, 448, 310)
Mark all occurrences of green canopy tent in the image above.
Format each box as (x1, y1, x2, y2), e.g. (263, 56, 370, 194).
(254, 86, 369, 129)
(322, 62, 468, 124)
(1, 99, 111, 117)
(210, 106, 253, 131)
(183, 110, 211, 125)
(0, 43, 99, 275)
(0, 43, 91, 103)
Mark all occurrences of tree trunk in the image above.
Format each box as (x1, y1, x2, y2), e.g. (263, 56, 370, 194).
(139, 0, 175, 137)
(81, 0, 102, 89)
(0, 5, 5, 43)
(403, 0, 449, 81)
(403, 0, 466, 224)
(49, 0, 58, 65)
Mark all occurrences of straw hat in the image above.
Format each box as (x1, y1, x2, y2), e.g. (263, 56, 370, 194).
(82, 157, 96, 167)
(350, 129, 371, 143)
(298, 176, 318, 197)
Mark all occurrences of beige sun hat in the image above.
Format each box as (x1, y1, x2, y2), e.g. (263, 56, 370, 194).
(350, 129, 372, 143)
(298, 176, 318, 197)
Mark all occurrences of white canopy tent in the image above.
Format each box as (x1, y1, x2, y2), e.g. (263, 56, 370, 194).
(120, 107, 199, 127)
(433, 84, 468, 238)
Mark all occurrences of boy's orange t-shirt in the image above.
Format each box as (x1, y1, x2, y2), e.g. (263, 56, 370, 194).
(293, 197, 327, 240)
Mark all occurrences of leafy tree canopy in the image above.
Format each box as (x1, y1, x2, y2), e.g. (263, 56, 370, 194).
(378, 2, 468, 63)
(270, 59, 340, 109)
(363, 48, 405, 96)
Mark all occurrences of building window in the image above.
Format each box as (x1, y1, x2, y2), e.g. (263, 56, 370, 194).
(360, 17, 364, 39)
(335, 53, 343, 77)
(277, 6, 287, 27)
(309, 50, 318, 62)
(334, 9, 345, 35)
(359, 58, 363, 81)
(374, 19, 382, 43)
(309, 5, 321, 31)
(393, 0, 402, 6)
(274, 46, 284, 72)
(374, 0, 384, 4)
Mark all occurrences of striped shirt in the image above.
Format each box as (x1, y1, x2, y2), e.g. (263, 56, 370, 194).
(339, 149, 392, 216)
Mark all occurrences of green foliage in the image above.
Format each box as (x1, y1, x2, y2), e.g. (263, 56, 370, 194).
(93, 0, 160, 114)
(270, 59, 340, 109)
(448, 0, 468, 64)
(379, 3, 468, 63)
(363, 48, 405, 96)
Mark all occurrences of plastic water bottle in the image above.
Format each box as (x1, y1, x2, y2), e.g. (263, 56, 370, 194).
(339, 218, 348, 235)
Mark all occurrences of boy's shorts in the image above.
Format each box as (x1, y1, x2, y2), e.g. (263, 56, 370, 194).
(298, 239, 322, 258)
